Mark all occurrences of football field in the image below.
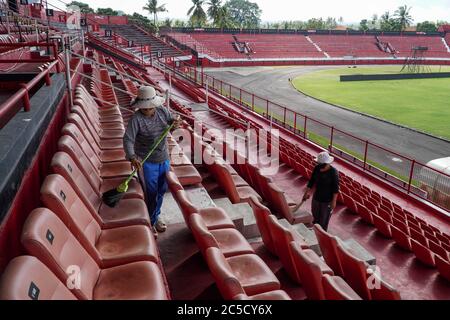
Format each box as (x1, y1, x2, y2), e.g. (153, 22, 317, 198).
(292, 66, 450, 140)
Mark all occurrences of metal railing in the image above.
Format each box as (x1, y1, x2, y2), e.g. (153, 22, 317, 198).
(161, 59, 450, 212)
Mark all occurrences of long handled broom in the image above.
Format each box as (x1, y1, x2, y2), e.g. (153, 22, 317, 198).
(102, 123, 175, 208)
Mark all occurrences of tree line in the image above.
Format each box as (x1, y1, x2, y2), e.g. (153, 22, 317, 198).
(68, 1, 448, 32)
(358, 6, 447, 32)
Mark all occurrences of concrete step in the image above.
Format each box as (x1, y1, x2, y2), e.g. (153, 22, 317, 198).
(214, 197, 259, 239)
(279, 219, 321, 256)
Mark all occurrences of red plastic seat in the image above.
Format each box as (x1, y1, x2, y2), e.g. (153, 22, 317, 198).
(356, 203, 374, 225)
(313, 224, 344, 277)
(267, 182, 313, 224)
(391, 225, 412, 251)
(0, 256, 77, 300)
(71, 103, 124, 140)
(21, 209, 168, 300)
(372, 214, 392, 238)
(370, 278, 401, 300)
(247, 196, 277, 255)
(189, 213, 254, 258)
(51, 152, 149, 227)
(71, 104, 124, 131)
(411, 239, 436, 267)
(41, 174, 150, 229)
(62, 123, 126, 163)
(290, 243, 334, 300)
(205, 247, 280, 299)
(233, 290, 291, 300)
(170, 165, 202, 186)
(267, 215, 309, 283)
(58, 135, 132, 179)
(336, 242, 372, 299)
(435, 254, 450, 282)
(23, 208, 158, 267)
(166, 171, 184, 194)
(67, 113, 124, 151)
(322, 274, 362, 300)
(213, 161, 262, 204)
(173, 190, 235, 230)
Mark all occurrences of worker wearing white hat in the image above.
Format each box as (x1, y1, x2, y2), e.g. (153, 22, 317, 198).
(124, 86, 181, 236)
(295, 151, 340, 231)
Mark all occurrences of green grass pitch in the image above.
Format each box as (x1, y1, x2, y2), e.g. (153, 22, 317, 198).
(292, 66, 450, 140)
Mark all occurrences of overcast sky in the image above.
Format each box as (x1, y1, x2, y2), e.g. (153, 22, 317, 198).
(48, 0, 450, 24)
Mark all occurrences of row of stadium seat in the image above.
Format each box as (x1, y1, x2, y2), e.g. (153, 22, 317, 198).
(198, 88, 450, 279)
(0, 84, 173, 299)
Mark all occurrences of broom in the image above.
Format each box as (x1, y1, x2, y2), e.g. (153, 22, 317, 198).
(102, 123, 175, 207)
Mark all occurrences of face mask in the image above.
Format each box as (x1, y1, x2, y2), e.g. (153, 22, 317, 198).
(318, 163, 327, 169)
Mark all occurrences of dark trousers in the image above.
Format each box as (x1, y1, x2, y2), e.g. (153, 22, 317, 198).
(312, 199, 333, 231)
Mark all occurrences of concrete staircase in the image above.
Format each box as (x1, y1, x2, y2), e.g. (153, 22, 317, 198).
(306, 35, 330, 58)
(101, 24, 182, 59)
(442, 37, 450, 53)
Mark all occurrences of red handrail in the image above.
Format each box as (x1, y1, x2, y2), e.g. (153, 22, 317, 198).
(0, 59, 59, 128)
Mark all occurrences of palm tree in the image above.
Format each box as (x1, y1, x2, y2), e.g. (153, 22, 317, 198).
(394, 5, 413, 31)
(207, 0, 221, 23)
(143, 0, 167, 27)
(188, 0, 207, 27)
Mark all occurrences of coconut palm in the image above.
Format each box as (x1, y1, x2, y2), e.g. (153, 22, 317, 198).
(207, 0, 221, 22)
(143, 0, 167, 26)
(188, 0, 207, 27)
(394, 5, 413, 31)
(207, 0, 230, 28)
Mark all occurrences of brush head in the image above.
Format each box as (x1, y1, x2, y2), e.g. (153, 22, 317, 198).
(102, 189, 125, 208)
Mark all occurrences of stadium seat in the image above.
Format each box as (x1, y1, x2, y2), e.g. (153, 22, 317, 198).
(41, 174, 150, 229)
(205, 247, 281, 299)
(335, 242, 372, 300)
(289, 243, 333, 300)
(71, 104, 124, 131)
(54, 132, 143, 198)
(233, 291, 291, 300)
(370, 278, 401, 300)
(24, 205, 158, 268)
(411, 239, 436, 267)
(0, 256, 77, 300)
(173, 190, 235, 230)
(58, 135, 132, 179)
(213, 161, 261, 204)
(435, 254, 450, 282)
(67, 113, 124, 151)
(170, 165, 202, 186)
(356, 203, 374, 225)
(247, 196, 277, 256)
(372, 214, 393, 238)
(321, 274, 362, 300)
(313, 224, 344, 277)
(189, 213, 254, 257)
(50, 152, 149, 227)
(62, 123, 126, 163)
(390, 225, 412, 251)
(267, 215, 309, 283)
(21, 208, 168, 300)
(266, 182, 313, 224)
(166, 171, 184, 194)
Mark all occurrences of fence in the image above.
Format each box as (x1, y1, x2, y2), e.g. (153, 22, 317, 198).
(162, 59, 450, 212)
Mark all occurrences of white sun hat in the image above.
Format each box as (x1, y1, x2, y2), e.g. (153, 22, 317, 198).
(131, 86, 165, 109)
(315, 151, 334, 164)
